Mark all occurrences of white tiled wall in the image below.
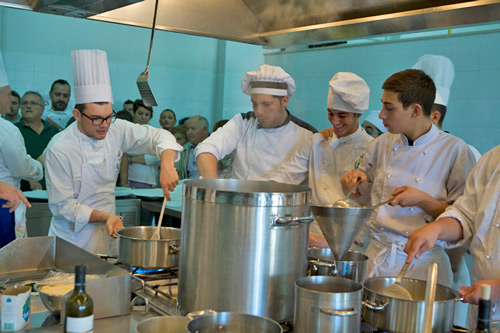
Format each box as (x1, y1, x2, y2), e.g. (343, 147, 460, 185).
(266, 30, 500, 154)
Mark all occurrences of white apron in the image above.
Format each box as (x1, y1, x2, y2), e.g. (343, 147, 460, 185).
(366, 232, 453, 288)
(49, 132, 120, 255)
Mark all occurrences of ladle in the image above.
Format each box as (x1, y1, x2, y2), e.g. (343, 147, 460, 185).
(379, 262, 413, 300)
(151, 196, 167, 240)
(332, 181, 360, 208)
(370, 199, 392, 209)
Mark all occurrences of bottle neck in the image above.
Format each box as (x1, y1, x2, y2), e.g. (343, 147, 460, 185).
(74, 282, 86, 293)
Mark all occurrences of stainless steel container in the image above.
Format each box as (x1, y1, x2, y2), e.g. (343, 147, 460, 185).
(187, 312, 283, 333)
(294, 276, 362, 333)
(308, 248, 368, 283)
(117, 226, 180, 269)
(362, 277, 462, 333)
(136, 316, 190, 333)
(178, 179, 312, 322)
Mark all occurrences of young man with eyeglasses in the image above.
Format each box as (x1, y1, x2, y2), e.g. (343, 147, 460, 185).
(44, 50, 183, 255)
(15, 91, 59, 191)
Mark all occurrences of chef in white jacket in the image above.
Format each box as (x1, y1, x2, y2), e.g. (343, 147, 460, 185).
(341, 69, 476, 287)
(195, 64, 316, 181)
(0, 52, 43, 245)
(45, 50, 182, 255)
(405, 144, 500, 326)
(270, 72, 373, 247)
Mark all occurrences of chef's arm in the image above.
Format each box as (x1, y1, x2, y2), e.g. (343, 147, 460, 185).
(459, 279, 500, 305)
(340, 170, 367, 198)
(196, 153, 218, 179)
(404, 216, 463, 262)
(391, 186, 448, 218)
(88, 210, 124, 238)
(0, 181, 31, 212)
(119, 154, 129, 187)
(159, 149, 179, 200)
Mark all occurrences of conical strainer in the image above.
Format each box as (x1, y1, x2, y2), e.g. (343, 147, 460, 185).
(311, 205, 374, 260)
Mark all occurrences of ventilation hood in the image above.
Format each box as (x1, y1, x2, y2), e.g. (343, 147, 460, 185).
(3, 0, 500, 48)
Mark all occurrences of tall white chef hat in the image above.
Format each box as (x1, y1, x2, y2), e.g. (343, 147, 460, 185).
(412, 54, 454, 106)
(327, 72, 370, 114)
(71, 49, 113, 104)
(241, 64, 295, 97)
(0, 52, 9, 88)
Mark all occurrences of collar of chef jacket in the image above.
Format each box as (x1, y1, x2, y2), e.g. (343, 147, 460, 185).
(330, 125, 367, 149)
(397, 123, 438, 147)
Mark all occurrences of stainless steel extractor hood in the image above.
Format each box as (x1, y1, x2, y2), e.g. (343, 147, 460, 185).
(2, 0, 500, 47)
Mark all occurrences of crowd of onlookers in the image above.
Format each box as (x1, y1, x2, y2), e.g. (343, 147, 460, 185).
(3, 79, 233, 191)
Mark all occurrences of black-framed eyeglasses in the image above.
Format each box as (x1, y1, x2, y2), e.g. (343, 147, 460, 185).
(80, 111, 116, 126)
(21, 101, 43, 107)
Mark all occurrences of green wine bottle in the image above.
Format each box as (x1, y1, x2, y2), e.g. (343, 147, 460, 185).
(64, 265, 94, 333)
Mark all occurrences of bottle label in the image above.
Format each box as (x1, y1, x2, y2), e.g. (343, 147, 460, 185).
(65, 315, 94, 333)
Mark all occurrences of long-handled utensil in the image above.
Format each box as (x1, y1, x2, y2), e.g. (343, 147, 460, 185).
(423, 263, 438, 333)
(137, 0, 159, 107)
(379, 262, 413, 300)
(371, 199, 392, 209)
(151, 196, 167, 240)
(333, 181, 360, 208)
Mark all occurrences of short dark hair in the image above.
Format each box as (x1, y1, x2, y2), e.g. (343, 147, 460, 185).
(22, 91, 44, 105)
(433, 103, 447, 128)
(133, 99, 153, 116)
(50, 79, 70, 93)
(161, 108, 176, 120)
(11, 90, 20, 102)
(123, 99, 134, 106)
(382, 69, 436, 117)
(74, 102, 108, 113)
(116, 110, 134, 122)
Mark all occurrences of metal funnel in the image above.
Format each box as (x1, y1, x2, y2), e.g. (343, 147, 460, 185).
(311, 205, 374, 260)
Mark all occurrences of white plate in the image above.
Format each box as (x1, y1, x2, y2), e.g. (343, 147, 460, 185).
(115, 187, 133, 197)
(23, 190, 48, 200)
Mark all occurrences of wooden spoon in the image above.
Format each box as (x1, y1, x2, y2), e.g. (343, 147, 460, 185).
(151, 196, 167, 240)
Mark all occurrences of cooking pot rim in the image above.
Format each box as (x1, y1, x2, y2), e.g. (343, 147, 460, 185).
(117, 226, 180, 242)
(295, 276, 363, 293)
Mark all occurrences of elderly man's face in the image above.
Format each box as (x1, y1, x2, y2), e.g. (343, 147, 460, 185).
(251, 94, 289, 128)
(186, 118, 209, 145)
(50, 83, 70, 111)
(0, 86, 13, 115)
(21, 93, 45, 122)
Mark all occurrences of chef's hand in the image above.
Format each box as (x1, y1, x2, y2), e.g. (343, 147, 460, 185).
(105, 214, 124, 238)
(340, 170, 366, 195)
(159, 165, 179, 201)
(404, 223, 439, 263)
(320, 127, 334, 140)
(0, 182, 31, 212)
(459, 279, 500, 305)
(390, 186, 428, 207)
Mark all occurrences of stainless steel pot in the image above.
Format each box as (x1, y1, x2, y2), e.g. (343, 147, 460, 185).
(117, 226, 180, 269)
(308, 248, 368, 283)
(187, 312, 283, 333)
(294, 276, 362, 333)
(178, 179, 312, 322)
(136, 316, 189, 333)
(362, 277, 463, 333)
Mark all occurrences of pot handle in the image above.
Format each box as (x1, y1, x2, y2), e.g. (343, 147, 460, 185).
(272, 215, 314, 228)
(317, 307, 358, 317)
(362, 299, 388, 311)
(455, 295, 464, 302)
(168, 243, 180, 254)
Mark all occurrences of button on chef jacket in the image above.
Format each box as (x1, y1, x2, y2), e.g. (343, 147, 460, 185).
(194, 111, 316, 181)
(0, 118, 43, 237)
(359, 124, 476, 285)
(45, 119, 182, 254)
(439, 145, 500, 322)
(270, 125, 373, 236)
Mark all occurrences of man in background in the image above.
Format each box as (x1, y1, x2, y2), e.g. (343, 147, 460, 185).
(43, 79, 72, 130)
(16, 91, 59, 191)
(123, 99, 134, 117)
(176, 115, 210, 179)
(2, 90, 20, 123)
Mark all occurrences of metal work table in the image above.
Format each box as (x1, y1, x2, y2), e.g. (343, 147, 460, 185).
(140, 200, 182, 219)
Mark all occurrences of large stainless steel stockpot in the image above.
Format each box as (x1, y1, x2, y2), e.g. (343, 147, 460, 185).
(136, 316, 189, 333)
(294, 276, 362, 333)
(117, 226, 180, 269)
(308, 248, 368, 283)
(187, 312, 283, 333)
(362, 277, 462, 333)
(178, 179, 312, 322)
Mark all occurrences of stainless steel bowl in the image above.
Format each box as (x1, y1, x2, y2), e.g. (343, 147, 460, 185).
(34, 283, 72, 315)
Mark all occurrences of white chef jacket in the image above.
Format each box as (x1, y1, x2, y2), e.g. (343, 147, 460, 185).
(440, 145, 500, 322)
(128, 154, 160, 186)
(42, 107, 74, 129)
(45, 119, 182, 254)
(194, 111, 316, 181)
(0, 118, 43, 237)
(271, 126, 373, 236)
(359, 124, 476, 286)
